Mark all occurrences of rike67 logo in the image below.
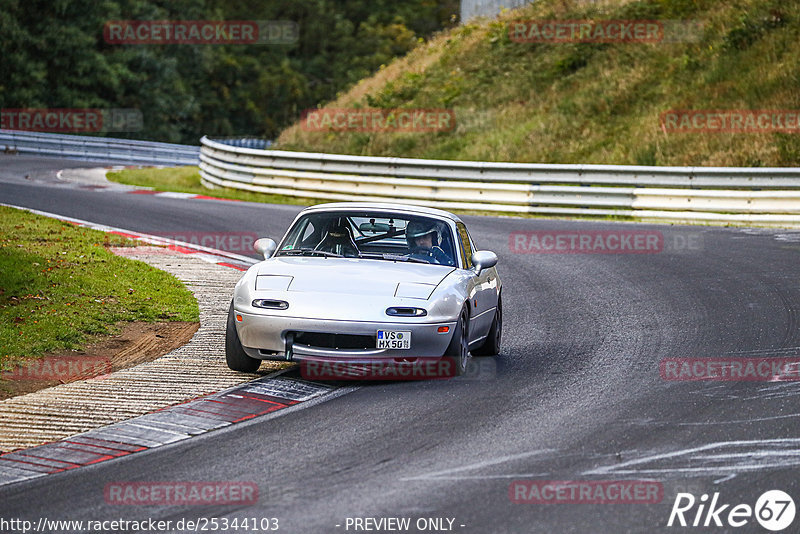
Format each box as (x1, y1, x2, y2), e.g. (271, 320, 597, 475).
(668, 490, 795, 531)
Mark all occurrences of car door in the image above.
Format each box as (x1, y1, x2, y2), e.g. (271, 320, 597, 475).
(456, 222, 497, 344)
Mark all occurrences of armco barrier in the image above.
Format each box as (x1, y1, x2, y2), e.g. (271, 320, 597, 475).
(199, 136, 800, 226)
(0, 130, 200, 166)
(211, 137, 272, 150)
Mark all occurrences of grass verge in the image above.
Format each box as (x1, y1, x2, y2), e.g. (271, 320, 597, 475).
(0, 205, 199, 372)
(107, 166, 323, 206)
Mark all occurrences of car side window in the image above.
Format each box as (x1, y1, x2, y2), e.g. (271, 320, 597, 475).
(456, 223, 473, 269)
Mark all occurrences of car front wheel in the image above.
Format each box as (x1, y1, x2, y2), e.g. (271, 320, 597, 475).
(444, 309, 470, 376)
(225, 301, 261, 373)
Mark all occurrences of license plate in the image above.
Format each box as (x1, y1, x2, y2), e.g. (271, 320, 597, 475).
(376, 330, 411, 349)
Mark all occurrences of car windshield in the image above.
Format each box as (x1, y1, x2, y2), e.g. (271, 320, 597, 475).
(277, 211, 457, 266)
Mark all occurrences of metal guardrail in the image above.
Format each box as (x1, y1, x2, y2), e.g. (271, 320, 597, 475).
(212, 138, 272, 150)
(0, 130, 200, 166)
(199, 136, 800, 226)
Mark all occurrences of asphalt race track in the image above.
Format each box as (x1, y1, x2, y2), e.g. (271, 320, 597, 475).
(2, 155, 800, 533)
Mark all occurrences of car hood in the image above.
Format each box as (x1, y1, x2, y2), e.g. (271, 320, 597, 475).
(256, 256, 454, 296)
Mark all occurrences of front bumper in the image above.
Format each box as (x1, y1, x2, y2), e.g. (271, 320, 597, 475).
(235, 310, 456, 361)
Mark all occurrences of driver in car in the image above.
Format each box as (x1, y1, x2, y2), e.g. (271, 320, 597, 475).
(405, 220, 454, 266)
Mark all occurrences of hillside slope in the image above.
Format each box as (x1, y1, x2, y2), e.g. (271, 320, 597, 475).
(277, 0, 800, 167)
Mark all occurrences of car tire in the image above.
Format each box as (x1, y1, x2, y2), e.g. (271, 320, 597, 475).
(444, 309, 470, 376)
(474, 294, 502, 356)
(225, 301, 261, 373)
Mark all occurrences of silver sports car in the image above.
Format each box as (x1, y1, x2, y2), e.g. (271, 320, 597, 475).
(226, 202, 501, 378)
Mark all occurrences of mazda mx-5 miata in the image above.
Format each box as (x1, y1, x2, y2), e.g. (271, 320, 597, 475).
(225, 202, 501, 377)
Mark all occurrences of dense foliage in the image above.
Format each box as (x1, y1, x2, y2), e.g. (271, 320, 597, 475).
(0, 0, 458, 143)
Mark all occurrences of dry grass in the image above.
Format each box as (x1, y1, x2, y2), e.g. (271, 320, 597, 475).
(275, 0, 800, 167)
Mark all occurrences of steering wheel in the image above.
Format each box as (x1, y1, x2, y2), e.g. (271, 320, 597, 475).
(408, 246, 436, 263)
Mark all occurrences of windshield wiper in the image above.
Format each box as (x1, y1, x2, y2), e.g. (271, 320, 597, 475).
(279, 248, 344, 258)
(281, 249, 431, 263)
(357, 252, 431, 264)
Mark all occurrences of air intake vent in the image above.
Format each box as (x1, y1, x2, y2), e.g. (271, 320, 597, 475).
(252, 299, 289, 310)
(294, 332, 375, 350)
(386, 307, 427, 317)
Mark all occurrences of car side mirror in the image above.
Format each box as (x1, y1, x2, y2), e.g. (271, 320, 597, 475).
(254, 238, 277, 260)
(471, 250, 498, 276)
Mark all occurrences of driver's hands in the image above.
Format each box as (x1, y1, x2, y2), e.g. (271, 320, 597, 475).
(431, 246, 455, 266)
(409, 246, 454, 266)
(409, 246, 438, 264)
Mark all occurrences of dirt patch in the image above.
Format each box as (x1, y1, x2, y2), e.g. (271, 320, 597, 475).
(0, 321, 199, 400)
